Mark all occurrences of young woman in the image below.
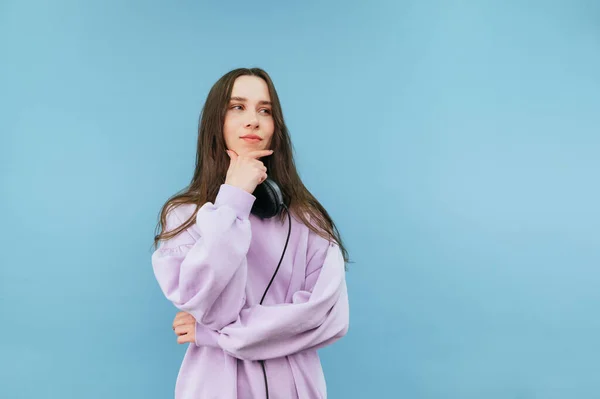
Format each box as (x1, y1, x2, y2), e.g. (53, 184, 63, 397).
(151, 67, 350, 398)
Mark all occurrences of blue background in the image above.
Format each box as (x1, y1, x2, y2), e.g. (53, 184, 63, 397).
(1, 1, 599, 398)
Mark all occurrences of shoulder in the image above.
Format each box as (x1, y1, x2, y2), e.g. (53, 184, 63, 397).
(165, 203, 197, 228)
(160, 203, 200, 245)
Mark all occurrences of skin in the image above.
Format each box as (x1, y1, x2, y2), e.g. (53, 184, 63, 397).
(223, 75, 275, 156)
(224, 75, 276, 194)
(173, 76, 277, 344)
(172, 311, 195, 344)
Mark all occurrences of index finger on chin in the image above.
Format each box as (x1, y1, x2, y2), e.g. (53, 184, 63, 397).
(246, 150, 273, 159)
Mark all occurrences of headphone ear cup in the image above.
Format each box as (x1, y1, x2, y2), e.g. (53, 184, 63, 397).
(251, 178, 284, 218)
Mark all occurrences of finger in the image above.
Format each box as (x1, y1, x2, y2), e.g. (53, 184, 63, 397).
(175, 324, 195, 336)
(176, 325, 195, 344)
(251, 162, 267, 172)
(245, 149, 273, 159)
(174, 311, 191, 319)
(249, 159, 266, 170)
(174, 312, 194, 322)
(174, 311, 186, 318)
(177, 333, 194, 344)
(172, 313, 182, 328)
(173, 312, 193, 327)
(173, 317, 194, 329)
(174, 325, 192, 336)
(173, 314, 183, 324)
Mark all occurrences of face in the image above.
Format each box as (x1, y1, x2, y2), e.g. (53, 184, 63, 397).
(223, 75, 275, 156)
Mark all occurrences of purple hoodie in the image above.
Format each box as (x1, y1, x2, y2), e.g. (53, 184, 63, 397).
(152, 183, 349, 398)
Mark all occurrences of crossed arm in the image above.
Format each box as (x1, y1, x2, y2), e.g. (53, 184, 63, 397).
(152, 185, 349, 361)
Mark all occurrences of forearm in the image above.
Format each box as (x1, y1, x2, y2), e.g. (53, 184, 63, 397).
(216, 244, 349, 361)
(153, 184, 255, 330)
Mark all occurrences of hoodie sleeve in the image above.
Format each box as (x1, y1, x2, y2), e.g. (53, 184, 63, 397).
(152, 184, 256, 331)
(216, 235, 349, 361)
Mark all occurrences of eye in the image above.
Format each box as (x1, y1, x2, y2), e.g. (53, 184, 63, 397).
(230, 104, 243, 110)
(259, 108, 272, 115)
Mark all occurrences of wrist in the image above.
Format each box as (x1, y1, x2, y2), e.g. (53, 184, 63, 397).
(224, 179, 253, 194)
(214, 184, 256, 219)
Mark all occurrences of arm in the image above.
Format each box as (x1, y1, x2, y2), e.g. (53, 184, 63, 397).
(152, 184, 255, 331)
(216, 236, 349, 361)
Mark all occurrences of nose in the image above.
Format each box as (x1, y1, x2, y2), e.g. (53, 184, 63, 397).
(245, 114, 259, 129)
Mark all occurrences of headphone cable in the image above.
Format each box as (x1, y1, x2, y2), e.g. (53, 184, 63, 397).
(259, 204, 292, 399)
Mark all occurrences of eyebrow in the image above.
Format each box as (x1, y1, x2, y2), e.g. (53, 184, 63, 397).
(229, 96, 272, 106)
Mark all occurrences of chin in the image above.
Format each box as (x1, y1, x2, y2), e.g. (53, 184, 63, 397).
(237, 143, 267, 154)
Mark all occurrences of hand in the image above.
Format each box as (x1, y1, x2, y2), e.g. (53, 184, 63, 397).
(172, 311, 197, 344)
(225, 149, 273, 194)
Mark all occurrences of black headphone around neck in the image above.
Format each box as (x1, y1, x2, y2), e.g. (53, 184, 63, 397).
(250, 177, 285, 219)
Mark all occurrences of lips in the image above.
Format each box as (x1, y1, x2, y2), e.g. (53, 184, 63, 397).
(240, 134, 262, 140)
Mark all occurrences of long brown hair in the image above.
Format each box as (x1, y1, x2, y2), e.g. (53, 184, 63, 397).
(153, 67, 349, 265)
